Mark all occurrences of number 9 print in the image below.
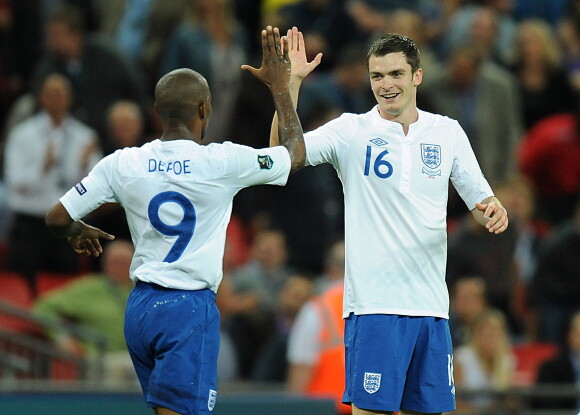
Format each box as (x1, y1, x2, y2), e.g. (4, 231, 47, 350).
(148, 191, 196, 262)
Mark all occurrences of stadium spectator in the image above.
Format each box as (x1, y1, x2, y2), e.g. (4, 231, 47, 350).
(441, 3, 517, 66)
(102, 100, 146, 155)
(530, 198, 580, 344)
(493, 175, 548, 340)
(557, 0, 580, 92)
(29, 4, 150, 145)
(533, 310, 580, 410)
(230, 228, 293, 314)
(287, 239, 349, 414)
(3, 73, 101, 296)
(33, 239, 137, 383)
(226, 228, 294, 378)
(212, 273, 241, 383)
(160, 0, 249, 143)
(420, 43, 523, 184)
(96, 0, 188, 89)
(510, 19, 576, 131)
(448, 276, 490, 347)
(313, 239, 345, 294)
(446, 212, 521, 335)
(251, 273, 314, 382)
(454, 309, 517, 413)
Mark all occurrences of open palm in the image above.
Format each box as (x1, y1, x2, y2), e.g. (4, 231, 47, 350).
(285, 27, 323, 81)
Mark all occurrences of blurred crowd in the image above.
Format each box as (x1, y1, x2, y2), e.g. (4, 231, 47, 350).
(0, 0, 579, 412)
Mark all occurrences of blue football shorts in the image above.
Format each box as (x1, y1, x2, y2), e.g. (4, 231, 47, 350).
(342, 314, 456, 413)
(124, 281, 220, 415)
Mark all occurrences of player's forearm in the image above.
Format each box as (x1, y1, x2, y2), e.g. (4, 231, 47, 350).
(45, 202, 81, 238)
(270, 78, 302, 147)
(272, 88, 305, 172)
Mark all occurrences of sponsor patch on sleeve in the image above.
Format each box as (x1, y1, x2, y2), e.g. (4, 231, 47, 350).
(75, 182, 87, 195)
(257, 155, 273, 170)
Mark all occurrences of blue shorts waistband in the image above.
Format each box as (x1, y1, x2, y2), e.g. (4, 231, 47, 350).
(135, 280, 215, 298)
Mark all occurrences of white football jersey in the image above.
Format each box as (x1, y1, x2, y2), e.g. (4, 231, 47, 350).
(60, 139, 291, 292)
(305, 107, 493, 319)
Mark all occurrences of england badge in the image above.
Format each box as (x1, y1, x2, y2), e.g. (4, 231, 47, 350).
(363, 372, 382, 394)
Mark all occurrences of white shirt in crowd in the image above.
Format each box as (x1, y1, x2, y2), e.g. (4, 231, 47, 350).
(5, 111, 100, 216)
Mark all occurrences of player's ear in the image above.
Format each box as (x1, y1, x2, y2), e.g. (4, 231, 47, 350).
(198, 102, 206, 120)
(413, 68, 423, 87)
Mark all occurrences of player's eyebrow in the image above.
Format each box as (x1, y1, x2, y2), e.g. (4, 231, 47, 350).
(369, 68, 407, 77)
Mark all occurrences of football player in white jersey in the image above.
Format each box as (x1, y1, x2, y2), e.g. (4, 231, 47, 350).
(45, 26, 306, 415)
(271, 28, 509, 415)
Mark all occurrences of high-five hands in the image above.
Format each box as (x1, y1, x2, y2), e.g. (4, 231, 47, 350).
(475, 201, 508, 234)
(241, 26, 291, 93)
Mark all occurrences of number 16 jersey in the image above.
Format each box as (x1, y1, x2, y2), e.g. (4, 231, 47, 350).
(304, 107, 493, 319)
(60, 139, 291, 292)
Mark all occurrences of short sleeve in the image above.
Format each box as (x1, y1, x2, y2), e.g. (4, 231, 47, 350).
(223, 142, 291, 187)
(60, 154, 118, 220)
(449, 122, 494, 210)
(304, 114, 353, 167)
(287, 302, 321, 365)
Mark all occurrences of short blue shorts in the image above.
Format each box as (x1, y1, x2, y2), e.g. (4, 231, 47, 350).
(342, 314, 456, 413)
(124, 281, 220, 415)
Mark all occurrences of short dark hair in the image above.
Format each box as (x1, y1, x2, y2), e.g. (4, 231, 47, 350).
(367, 33, 421, 73)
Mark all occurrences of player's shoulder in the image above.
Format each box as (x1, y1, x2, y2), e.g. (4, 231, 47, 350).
(212, 140, 263, 158)
(418, 109, 458, 127)
(417, 109, 464, 136)
(310, 111, 365, 135)
(103, 140, 158, 166)
(336, 111, 367, 125)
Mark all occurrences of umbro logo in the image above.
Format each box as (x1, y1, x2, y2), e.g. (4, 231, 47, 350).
(369, 138, 388, 146)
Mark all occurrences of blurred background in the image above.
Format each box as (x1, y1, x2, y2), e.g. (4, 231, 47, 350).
(0, 0, 579, 414)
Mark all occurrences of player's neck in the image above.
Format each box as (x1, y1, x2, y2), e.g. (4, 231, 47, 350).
(379, 107, 419, 136)
(160, 125, 197, 142)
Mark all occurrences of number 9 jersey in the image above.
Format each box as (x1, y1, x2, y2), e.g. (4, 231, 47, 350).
(59, 139, 291, 292)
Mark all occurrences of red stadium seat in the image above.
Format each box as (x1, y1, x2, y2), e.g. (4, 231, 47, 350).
(36, 271, 81, 297)
(512, 342, 558, 386)
(0, 271, 37, 333)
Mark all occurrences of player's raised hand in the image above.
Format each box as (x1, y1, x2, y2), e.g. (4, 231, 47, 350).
(67, 221, 115, 257)
(475, 201, 508, 234)
(241, 26, 290, 94)
(285, 26, 323, 82)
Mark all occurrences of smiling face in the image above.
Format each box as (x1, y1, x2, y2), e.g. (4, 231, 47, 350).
(369, 51, 422, 124)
